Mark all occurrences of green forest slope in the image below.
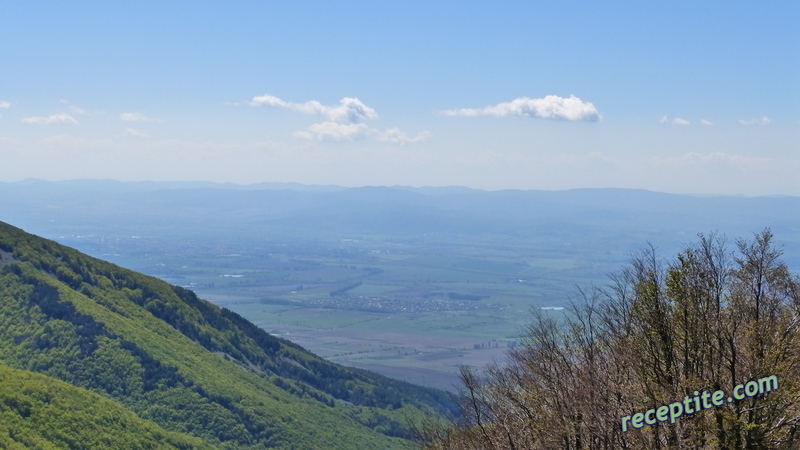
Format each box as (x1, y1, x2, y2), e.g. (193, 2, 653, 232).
(0, 363, 209, 449)
(0, 221, 454, 449)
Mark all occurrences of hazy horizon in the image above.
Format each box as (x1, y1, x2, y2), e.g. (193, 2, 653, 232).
(4, 177, 800, 199)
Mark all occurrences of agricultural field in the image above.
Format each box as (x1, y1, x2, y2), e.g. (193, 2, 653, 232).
(93, 233, 612, 391)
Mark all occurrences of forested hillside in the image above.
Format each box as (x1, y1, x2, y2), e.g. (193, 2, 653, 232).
(0, 220, 454, 449)
(0, 363, 209, 449)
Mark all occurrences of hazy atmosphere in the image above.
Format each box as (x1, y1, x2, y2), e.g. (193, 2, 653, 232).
(2, 2, 798, 195)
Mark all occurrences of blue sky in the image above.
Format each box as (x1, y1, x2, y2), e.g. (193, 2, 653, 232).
(1, 1, 798, 195)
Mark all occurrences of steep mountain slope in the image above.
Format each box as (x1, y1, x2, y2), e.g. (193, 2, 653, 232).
(0, 363, 209, 449)
(0, 221, 453, 449)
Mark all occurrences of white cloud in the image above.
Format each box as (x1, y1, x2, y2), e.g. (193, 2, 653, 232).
(251, 93, 428, 145)
(295, 122, 370, 141)
(251, 95, 378, 123)
(739, 116, 771, 126)
(376, 128, 432, 145)
(661, 116, 708, 126)
(120, 112, 150, 122)
(0, 101, 10, 109)
(442, 95, 601, 122)
(295, 123, 432, 144)
(22, 113, 79, 125)
(124, 128, 149, 138)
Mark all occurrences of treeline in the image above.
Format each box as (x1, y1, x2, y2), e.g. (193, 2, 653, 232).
(330, 281, 362, 297)
(419, 230, 800, 449)
(446, 292, 487, 301)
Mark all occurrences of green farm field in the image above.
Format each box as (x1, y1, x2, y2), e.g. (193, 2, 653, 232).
(145, 237, 608, 391)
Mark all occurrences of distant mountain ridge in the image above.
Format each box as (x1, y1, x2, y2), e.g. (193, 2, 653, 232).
(0, 220, 454, 448)
(2, 179, 799, 275)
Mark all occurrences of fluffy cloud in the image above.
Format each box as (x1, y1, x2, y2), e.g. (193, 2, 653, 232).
(376, 128, 432, 145)
(294, 122, 434, 143)
(660, 116, 710, 126)
(0, 101, 10, 109)
(22, 113, 79, 125)
(253, 93, 429, 144)
(251, 95, 378, 123)
(295, 122, 370, 141)
(660, 115, 693, 125)
(442, 95, 601, 122)
(120, 112, 150, 122)
(739, 116, 771, 126)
